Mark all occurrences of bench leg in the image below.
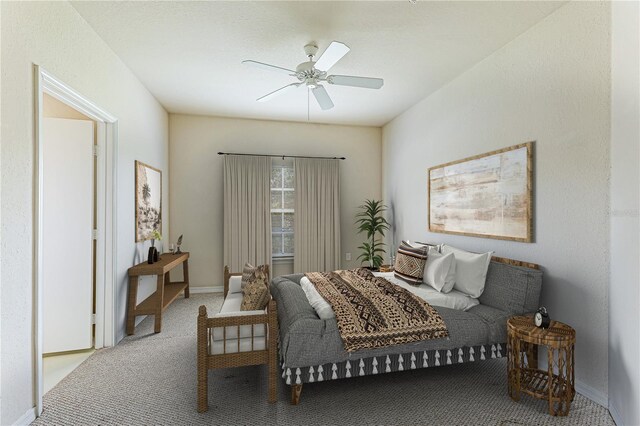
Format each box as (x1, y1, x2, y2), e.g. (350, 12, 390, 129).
(197, 371, 208, 413)
(291, 384, 303, 405)
(268, 356, 277, 403)
(197, 306, 208, 412)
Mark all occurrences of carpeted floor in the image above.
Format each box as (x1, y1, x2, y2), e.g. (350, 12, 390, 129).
(33, 294, 614, 425)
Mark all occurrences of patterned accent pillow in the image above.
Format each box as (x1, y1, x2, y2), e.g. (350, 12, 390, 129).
(241, 267, 270, 311)
(394, 242, 429, 284)
(241, 262, 256, 290)
(241, 263, 269, 290)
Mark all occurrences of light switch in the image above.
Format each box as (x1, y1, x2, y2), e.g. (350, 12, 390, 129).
(345, 252, 352, 261)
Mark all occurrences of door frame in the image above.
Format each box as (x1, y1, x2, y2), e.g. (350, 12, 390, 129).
(34, 65, 118, 415)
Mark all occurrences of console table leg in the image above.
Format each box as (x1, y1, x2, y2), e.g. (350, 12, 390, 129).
(183, 259, 190, 298)
(154, 274, 165, 333)
(126, 276, 139, 335)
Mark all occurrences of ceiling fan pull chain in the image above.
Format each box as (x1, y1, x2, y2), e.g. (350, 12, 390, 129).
(307, 87, 310, 121)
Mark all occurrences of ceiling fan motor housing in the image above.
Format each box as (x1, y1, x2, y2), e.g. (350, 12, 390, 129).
(295, 60, 326, 87)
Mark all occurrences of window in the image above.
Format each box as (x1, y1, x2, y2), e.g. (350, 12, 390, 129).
(271, 164, 294, 257)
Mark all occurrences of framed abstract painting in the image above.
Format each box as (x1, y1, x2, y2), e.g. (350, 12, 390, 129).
(428, 142, 533, 242)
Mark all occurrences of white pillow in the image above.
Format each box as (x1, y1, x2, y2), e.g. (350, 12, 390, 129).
(405, 240, 440, 252)
(377, 272, 479, 311)
(441, 245, 493, 298)
(422, 249, 455, 293)
(300, 277, 335, 320)
(228, 276, 242, 294)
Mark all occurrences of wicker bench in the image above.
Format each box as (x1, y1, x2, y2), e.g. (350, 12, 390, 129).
(197, 266, 278, 412)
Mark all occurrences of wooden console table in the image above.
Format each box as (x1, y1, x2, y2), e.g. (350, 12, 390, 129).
(126, 252, 190, 335)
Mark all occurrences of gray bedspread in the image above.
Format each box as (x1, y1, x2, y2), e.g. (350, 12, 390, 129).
(271, 261, 542, 368)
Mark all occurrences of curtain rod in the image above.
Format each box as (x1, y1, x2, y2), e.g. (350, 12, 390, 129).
(217, 152, 346, 160)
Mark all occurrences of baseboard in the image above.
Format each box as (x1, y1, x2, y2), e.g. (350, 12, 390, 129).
(184, 286, 223, 294)
(576, 379, 608, 407)
(12, 406, 36, 426)
(609, 402, 623, 426)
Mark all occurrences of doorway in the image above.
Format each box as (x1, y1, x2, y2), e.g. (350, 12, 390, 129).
(41, 94, 97, 393)
(34, 66, 118, 416)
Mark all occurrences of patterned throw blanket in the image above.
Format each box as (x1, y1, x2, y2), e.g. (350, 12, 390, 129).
(305, 268, 449, 352)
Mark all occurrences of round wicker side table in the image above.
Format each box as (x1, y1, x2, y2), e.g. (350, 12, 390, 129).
(507, 316, 576, 416)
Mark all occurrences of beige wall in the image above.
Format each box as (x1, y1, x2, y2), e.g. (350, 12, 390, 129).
(43, 93, 92, 120)
(169, 114, 382, 288)
(383, 2, 610, 402)
(0, 2, 169, 423)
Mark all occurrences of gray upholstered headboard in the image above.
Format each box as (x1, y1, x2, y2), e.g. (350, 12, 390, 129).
(479, 259, 542, 315)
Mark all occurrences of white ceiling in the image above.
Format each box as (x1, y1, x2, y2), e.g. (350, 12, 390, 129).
(71, 1, 565, 127)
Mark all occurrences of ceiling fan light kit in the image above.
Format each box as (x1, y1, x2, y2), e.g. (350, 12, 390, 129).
(243, 41, 384, 111)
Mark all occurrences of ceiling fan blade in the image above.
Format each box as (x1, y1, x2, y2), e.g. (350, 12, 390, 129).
(314, 41, 350, 72)
(257, 83, 302, 102)
(328, 75, 384, 89)
(242, 60, 295, 75)
(312, 85, 334, 110)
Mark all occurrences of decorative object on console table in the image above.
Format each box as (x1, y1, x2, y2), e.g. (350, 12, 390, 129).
(507, 315, 575, 416)
(355, 199, 390, 269)
(175, 234, 183, 254)
(126, 252, 190, 335)
(135, 160, 162, 242)
(150, 230, 162, 263)
(147, 246, 156, 264)
(428, 142, 533, 242)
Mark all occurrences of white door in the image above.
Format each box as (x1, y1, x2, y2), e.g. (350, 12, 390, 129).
(43, 117, 94, 353)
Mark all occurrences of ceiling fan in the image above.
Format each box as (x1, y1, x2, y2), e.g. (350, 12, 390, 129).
(242, 41, 384, 110)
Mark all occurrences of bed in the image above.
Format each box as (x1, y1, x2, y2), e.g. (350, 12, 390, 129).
(270, 257, 542, 404)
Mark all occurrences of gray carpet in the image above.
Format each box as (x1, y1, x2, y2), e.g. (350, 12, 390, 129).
(34, 294, 614, 425)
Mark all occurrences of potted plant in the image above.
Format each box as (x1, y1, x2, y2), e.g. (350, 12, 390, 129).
(355, 199, 390, 270)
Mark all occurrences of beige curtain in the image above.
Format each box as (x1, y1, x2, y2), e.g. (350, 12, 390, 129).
(223, 155, 272, 272)
(294, 158, 341, 273)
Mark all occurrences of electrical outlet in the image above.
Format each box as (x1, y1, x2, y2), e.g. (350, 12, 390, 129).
(345, 252, 352, 261)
